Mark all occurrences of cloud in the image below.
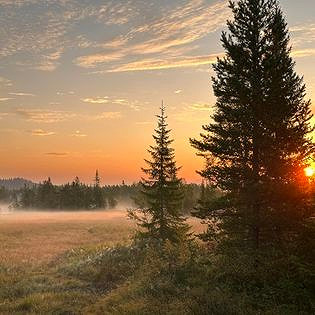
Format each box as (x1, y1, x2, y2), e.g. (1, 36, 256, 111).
(188, 102, 211, 111)
(112, 99, 128, 105)
(108, 53, 220, 72)
(93, 111, 122, 120)
(45, 152, 68, 156)
(0, 3, 68, 70)
(0, 1, 136, 70)
(81, 97, 109, 104)
(71, 130, 87, 137)
(0, 1, 39, 7)
(0, 77, 12, 87)
(291, 48, 315, 58)
(28, 129, 56, 136)
(82, 96, 140, 110)
(290, 23, 315, 46)
(56, 91, 74, 96)
(15, 108, 75, 123)
(0, 0, 230, 73)
(174, 90, 182, 94)
(125, 0, 228, 56)
(9, 92, 35, 96)
(0, 112, 9, 119)
(74, 0, 229, 71)
(35, 49, 64, 71)
(112, 98, 140, 110)
(75, 52, 124, 68)
(135, 121, 153, 126)
(289, 23, 315, 59)
(173, 101, 212, 122)
(0, 97, 13, 101)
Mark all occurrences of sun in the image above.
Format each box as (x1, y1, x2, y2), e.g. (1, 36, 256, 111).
(304, 166, 315, 177)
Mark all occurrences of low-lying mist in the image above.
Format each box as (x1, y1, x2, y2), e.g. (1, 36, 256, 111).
(0, 202, 133, 224)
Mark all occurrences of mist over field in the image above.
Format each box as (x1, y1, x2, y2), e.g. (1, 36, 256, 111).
(0, 203, 11, 214)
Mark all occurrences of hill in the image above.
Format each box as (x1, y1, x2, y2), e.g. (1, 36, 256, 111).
(0, 178, 35, 190)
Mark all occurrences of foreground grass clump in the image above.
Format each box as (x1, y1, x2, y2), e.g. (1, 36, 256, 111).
(83, 239, 314, 315)
(0, 263, 96, 314)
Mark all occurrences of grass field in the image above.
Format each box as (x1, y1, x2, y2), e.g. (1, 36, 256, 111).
(0, 209, 203, 314)
(0, 210, 134, 265)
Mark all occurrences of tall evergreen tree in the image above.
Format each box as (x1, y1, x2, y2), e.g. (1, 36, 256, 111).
(191, 0, 314, 252)
(93, 169, 106, 208)
(129, 103, 189, 243)
(94, 169, 100, 187)
(37, 177, 58, 209)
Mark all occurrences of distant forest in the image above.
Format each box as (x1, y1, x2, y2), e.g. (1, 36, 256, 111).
(0, 174, 206, 212)
(0, 178, 34, 190)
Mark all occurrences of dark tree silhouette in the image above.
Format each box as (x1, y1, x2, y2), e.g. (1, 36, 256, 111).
(191, 0, 314, 253)
(129, 102, 189, 243)
(93, 170, 106, 208)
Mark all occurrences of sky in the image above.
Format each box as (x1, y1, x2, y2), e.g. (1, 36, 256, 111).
(0, 0, 315, 185)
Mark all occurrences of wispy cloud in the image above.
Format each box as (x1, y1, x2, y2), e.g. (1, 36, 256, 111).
(92, 111, 122, 120)
(135, 121, 153, 126)
(76, 52, 124, 68)
(82, 96, 141, 110)
(9, 92, 35, 96)
(28, 129, 56, 136)
(289, 23, 315, 59)
(0, 0, 229, 72)
(15, 109, 75, 123)
(0, 97, 13, 101)
(108, 54, 220, 72)
(291, 48, 315, 58)
(45, 152, 68, 156)
(81, 97, 109, 104)
(36, 49, 64, 71)
(0, 0, 138, 71)
(0, 112, 9, 119)
(188, 102, 211, 111)
(74, 0, 229, 71)
(174, 90, 182, 94)
(290, 23, 315, 46)
(0, 77, 12, 87)
(71, 130, 87, 137)
(173, 101, 212, 122)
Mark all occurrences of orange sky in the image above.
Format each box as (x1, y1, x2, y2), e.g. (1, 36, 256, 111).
(0, 0, 315, 184)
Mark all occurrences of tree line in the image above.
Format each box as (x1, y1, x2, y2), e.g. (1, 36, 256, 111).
(13, 174, 117, 210)
(0, 175, 205, 212)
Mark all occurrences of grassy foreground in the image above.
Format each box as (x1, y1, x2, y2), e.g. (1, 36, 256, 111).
(0, 211, 205, 314)
(0, 211, 314, 314)
(0, 211, 134, 314)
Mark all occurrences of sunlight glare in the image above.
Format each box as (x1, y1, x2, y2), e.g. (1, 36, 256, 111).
(304, 166, 315, 177)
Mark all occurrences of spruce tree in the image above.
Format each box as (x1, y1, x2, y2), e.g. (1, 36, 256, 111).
(191, 0, 314, 252)
(93, 169, 106, 208)
(129, 103, 189, 243)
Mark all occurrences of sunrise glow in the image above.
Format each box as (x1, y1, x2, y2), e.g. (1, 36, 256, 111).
(0, 0, 314, 185)
(304, 166, 315, 177)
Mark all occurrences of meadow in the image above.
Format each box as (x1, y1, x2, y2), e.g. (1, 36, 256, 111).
(0, 209, 203, 314)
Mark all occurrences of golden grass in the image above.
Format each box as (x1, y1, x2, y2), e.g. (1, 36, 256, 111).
(0, 210, 203, 266)
(0, 210, 134, 266)
(0, 210, 204, 314)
